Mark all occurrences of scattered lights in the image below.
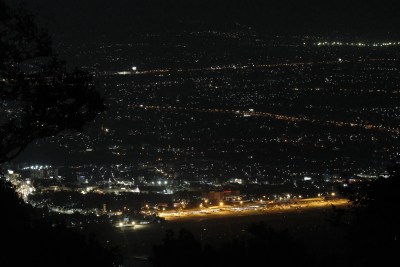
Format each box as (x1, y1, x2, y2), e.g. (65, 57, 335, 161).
(314, 40, 400, 47)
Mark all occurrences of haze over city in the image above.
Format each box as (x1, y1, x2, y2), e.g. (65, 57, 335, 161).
(1, 1, 400, 266)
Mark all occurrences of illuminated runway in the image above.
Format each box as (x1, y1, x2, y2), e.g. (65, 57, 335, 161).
(158, 198, 349, 221)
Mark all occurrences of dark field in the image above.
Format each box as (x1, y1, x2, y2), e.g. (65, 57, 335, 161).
(95, 206, 349, 266)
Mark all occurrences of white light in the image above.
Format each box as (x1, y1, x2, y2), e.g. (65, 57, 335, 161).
(132, 66, 137, 71)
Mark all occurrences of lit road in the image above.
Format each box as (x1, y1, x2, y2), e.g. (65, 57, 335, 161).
(111, 58, 394, 76)
(130, 104, 400, 134)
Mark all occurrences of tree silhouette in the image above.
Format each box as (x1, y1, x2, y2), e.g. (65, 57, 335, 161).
(151, 229, 203, 267)
(0, 2, 120, 266)
(344, 157, 400, 266)
(150, 223, 312, 267)
(0, 0, 105, 163)
(0, 180, 122, 266)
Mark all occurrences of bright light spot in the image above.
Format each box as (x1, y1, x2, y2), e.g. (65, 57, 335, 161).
(219, 201, 224, 206)
(132, 66, 137, 71)
(119, 222, 123, 227)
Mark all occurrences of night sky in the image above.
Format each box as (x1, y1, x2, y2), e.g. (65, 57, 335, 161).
(8, 0, 400, 40)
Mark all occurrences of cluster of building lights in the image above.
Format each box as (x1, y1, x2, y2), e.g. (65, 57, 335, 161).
(21, 165, 52, 170)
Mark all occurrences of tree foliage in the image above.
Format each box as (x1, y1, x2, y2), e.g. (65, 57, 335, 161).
(150, 222, 312, 267)
(0, 2, 119, 266)
(344, 158, 400, 266)
(0, 0, 105, 163)
(0, 179, 122, 266)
